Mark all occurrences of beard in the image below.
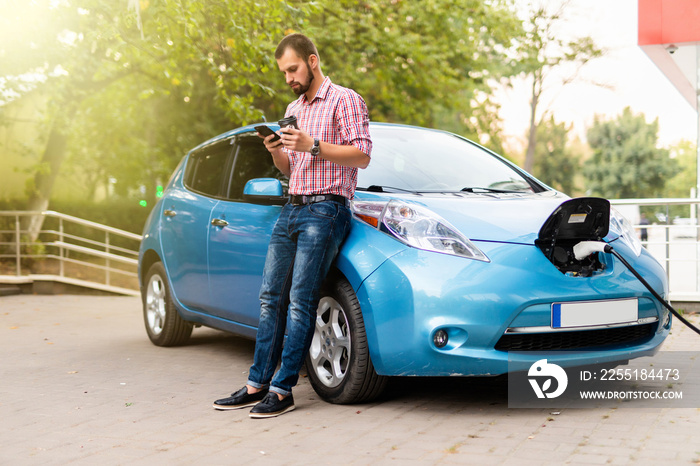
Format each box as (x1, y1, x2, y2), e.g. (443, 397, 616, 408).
(290, 62, 315, 96)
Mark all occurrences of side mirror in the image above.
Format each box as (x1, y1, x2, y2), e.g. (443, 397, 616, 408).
(243, 178, 287, 205)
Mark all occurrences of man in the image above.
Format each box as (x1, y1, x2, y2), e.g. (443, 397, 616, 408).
(639, 213, 649, 242)
(213, 33, 372, 418)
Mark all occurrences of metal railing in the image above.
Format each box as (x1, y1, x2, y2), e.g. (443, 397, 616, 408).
(610, 198, 700, 301)
(0, 211, 142, 296)
(2, 200, 700, 301)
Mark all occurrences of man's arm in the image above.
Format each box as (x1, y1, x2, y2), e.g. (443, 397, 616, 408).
(278, 128, 370, 168)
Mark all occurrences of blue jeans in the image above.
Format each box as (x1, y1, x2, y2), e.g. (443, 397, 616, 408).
(247, 201, 352, 396)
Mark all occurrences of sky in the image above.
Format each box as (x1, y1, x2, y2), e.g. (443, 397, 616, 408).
(496, 0, 697, 151)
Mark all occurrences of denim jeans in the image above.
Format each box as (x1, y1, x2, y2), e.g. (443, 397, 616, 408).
(247, 201, 352, 396)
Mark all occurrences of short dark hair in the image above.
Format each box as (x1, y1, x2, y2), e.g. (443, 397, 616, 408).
(275, 33, 319, 62)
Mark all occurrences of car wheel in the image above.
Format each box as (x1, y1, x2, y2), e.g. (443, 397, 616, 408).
(306, 277, 387, 404)
(142, 261, 192, 346)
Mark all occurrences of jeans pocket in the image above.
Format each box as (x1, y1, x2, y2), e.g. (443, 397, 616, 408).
(308, 201, 338, 219)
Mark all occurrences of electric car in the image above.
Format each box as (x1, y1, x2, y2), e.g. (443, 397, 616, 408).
(138, 122, 670, 404)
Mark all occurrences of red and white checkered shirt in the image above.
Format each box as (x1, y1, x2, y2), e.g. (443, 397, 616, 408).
(284, 77, 372, 200)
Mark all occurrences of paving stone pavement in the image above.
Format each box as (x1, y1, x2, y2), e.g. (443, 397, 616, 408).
(1, 294, 699, 465)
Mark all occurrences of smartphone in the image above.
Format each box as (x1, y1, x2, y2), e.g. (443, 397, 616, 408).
(254, 125, 281, 142)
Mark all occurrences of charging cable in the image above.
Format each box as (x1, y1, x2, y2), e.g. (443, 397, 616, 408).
(574, 241, 700, 336)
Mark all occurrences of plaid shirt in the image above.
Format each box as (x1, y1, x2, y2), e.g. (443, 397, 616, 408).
(284, 77, 372, 200)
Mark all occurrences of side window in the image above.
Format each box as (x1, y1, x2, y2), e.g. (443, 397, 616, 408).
(227, 134, 288, 201)
(183, 139, 234, 198)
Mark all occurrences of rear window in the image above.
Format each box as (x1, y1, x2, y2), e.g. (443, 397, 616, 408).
(183, 139, 234, 198)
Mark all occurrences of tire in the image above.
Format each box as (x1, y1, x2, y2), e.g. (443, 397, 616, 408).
(306, 277, 387, 404)
(142, 262, 193, 346)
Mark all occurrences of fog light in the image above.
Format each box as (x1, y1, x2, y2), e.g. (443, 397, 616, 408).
(433, 329, 449, 348)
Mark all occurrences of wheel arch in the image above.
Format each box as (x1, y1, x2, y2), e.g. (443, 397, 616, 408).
(139, 249, 162, 287)
(333, 225, 408, 377)
(142, 260, 193, 346)
(323, 265, 389, 377)
(310, 267, 388, 403)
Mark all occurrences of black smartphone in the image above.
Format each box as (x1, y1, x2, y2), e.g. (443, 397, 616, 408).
(254, 125, 281, 142)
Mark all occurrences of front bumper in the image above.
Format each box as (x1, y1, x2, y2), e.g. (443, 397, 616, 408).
(356, 241, 670, 377)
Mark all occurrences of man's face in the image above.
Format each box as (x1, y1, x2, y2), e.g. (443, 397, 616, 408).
(277, 48, 314, 96)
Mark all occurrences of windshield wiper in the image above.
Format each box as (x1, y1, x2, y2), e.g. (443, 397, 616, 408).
(460, 186, 520, 193)
(360, 185, 423, 195)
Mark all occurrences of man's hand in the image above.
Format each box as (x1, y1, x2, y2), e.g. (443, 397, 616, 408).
(279, 127, 314, 153)
(258, 131, 284, 153)
(265, 127, 369, 169)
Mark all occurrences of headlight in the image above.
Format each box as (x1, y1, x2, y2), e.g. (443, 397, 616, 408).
(352, 199, 489, 262)
(609, 208, 642, 257)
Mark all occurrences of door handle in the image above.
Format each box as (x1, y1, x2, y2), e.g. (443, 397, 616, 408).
(163, 210, 177, 217)
(211, 218, 229, 227)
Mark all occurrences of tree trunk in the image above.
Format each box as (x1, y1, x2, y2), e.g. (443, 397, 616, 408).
(16, 68, 132, 241)
(21, 117, 69, 242)
(524, 78, 539, 173)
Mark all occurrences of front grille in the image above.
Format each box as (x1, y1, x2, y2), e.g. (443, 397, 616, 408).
(495, 323, 656, 351)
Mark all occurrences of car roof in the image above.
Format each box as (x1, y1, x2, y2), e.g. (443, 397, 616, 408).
(188, 122, 450, 155)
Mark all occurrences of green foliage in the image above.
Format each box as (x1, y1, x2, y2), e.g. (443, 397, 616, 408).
(531, 116, 581, 195)
(2, 0, 311, 204)
(583, 107, 678, 199)
(659, 140, 697, 219)
(664, 140, 697, 199)
(2, 0, 526, 208)
(307, 0, 523, 141)
(64, 0, 313, 198)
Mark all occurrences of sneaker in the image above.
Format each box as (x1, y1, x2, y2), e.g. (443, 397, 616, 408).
(213, 386, 268, 410)
(249, 392, 296, 418)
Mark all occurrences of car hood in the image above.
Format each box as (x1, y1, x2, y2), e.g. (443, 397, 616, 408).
(355, 191, 571, 245)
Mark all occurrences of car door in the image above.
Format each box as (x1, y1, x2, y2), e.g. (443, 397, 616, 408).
(207, 133, 288, 326)
(159, 138, 235, 311)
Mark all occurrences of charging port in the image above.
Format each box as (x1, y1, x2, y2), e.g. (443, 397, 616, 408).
(536, 198, 610, 277)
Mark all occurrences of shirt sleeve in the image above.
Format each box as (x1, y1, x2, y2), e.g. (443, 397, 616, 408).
(282, 101, 297, 170)
(336, 90, 372, 158)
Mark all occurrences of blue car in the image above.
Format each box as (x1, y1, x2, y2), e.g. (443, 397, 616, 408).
(138, 123, 670, 404)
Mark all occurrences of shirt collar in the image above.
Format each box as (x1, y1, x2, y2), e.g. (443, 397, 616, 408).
(302, 76, 332, 105)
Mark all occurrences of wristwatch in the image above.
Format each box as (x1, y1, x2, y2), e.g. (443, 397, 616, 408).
(310, 138, 320, 157)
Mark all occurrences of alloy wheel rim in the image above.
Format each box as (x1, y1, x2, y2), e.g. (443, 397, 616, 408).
(309, 296, 351, 388)
(145, 274, 166, 335)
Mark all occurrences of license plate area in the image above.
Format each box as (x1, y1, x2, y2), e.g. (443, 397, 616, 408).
(552, 298, 638, 329)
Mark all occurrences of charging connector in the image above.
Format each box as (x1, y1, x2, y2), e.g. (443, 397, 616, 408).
(573, 241, 612, 261)
(574, 240, 700, 336)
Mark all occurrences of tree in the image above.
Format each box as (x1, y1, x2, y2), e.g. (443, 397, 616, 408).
(661, 140, 697, 219)
(2, 0, 526, 235)
(2, 1, 131, 237)
(516, 1, 602, 173)
(664, 140, 697, 198)
(305, 0, 523, 149)
(531, 115, 581, 195)
(583, 107, 677, 199)
(1, 0, 310, 238)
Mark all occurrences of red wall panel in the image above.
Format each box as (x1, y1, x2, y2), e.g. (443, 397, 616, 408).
(639, 0, 700, 45)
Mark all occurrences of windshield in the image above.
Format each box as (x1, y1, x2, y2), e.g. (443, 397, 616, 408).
(358, 126, 542, 193)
